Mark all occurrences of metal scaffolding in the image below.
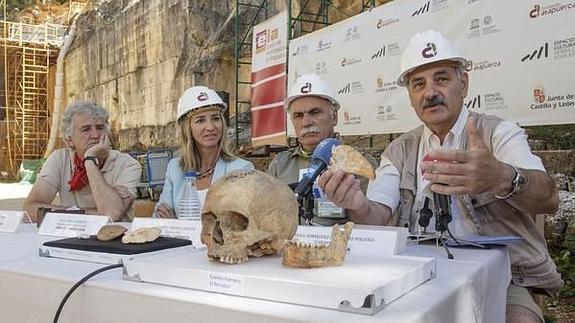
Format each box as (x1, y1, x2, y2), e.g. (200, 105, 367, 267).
(233, 0, 390, 151)
(0, 15, 65, 177)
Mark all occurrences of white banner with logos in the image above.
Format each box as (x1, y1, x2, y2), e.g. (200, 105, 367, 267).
(287, 0, 575, 135)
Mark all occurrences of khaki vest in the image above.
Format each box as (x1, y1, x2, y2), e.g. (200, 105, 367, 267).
(383, 111, 563, 293)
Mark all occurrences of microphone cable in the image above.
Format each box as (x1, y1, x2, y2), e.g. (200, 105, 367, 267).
(53, 263, 123, 323)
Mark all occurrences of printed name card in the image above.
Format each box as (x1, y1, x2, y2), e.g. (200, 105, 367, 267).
(294, 224, 408, 257)
(0, 210, 25, 232)
(206, 272, 246, 296)
(38, 213, 110, 237)
(131, 218, 203, 248)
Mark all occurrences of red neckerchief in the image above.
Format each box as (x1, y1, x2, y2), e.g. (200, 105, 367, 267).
(68, 153, 89, 191)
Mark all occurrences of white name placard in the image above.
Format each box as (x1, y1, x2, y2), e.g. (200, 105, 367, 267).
(38, 213, 110, 237)
(131, 218, 203, 248)
(206, 272, 246, 296)
(0, 210, 24, 232)
(294, 224, 408, 257)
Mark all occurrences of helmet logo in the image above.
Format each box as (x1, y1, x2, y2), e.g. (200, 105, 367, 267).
(421, 42, 437, 58)
(197, 92, 209, 101)
(300, 82, 312, 94)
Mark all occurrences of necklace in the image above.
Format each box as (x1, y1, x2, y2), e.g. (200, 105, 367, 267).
(197, 163, 216, 179)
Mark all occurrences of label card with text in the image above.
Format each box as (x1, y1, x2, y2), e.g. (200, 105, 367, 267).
(294, 225, 408, 257)
(38, 213, 110, 237)
(131, 217, 203, 248)
(205, 272, 246, 296)
(0, 210, 25, 233)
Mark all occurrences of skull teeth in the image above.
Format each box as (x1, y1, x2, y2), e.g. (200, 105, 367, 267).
(216, 255, 248, 264)
(292, 240, 326, 249)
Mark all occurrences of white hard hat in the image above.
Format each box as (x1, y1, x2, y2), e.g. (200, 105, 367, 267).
(177, 86, 227, 121)
(397, 30, 468, 87)
(284, 73, 340, 112)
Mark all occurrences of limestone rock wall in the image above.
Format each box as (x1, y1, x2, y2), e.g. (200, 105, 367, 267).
(64, 0, 238, 151)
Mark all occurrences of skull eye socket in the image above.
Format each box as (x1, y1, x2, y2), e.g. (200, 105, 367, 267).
(220, 211, 249, 232)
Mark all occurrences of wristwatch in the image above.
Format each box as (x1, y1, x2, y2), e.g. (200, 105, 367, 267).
(495, 165, 526, 199)
(83, 156, 100, 167)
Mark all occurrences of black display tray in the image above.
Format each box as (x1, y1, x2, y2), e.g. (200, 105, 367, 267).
(43, 236, 192, 255)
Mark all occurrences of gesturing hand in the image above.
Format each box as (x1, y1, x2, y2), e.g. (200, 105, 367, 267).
(420, 117, 514, 195)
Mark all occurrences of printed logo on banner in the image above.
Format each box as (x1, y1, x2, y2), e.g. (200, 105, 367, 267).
(372, 47, 386, 59)
(376, 105, 399, 122)
(529, 3, 575, 19)
(465, 15, 501, 39)
(530, 86, 575, 110)
(291, 44, 309, 56)
(411, 0, 448, 17)
(255, 30, 268, 54)
(465, 95, 482, 109)
(524, 37, 575, 62)
(467, 59, 502, 72)
(554, 37, 575, 59)
(344, 25, 361, 42)
(522, 43, 549, 61)
(371, 43, 401, 59)
(483, 92, 508, 111)
(343, 111, 362, 125)
(534, 87, 546, 103)
(341, 57, 362, 67)
(315, 61, 329, 75)
(376, 17, 399, 29)
(412, 1, 430, 16)
(316, 39, 332, 52)
(375, 75, 398, 93)
(337, 82, 363, 94)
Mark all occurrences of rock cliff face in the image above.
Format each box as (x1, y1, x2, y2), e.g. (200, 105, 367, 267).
(62, 0, 374, 151)
(65, 0, 238, 150)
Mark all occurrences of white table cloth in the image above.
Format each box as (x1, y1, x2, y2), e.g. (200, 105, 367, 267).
(0, 224, 510, 323)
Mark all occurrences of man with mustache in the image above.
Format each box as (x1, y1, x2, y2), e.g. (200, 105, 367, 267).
(318, 31, 562, 323)
(268, 73, 375, 225)
(24, 101, 142, 223)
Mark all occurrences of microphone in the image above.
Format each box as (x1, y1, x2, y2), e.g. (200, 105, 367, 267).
(433, 192, 452, 232)
(418, 197, 433, 228)
(294, 138, 339, 197)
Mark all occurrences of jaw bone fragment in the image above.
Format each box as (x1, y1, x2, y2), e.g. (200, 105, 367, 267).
(282, 222, 354, 268)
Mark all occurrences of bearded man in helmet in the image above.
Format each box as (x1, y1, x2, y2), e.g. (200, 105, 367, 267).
(24, 101, 142, 223)
(268, 73, 376, 225)
(318, 31, 562, 323)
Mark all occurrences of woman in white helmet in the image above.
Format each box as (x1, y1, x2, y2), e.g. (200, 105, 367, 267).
(154, 86, 254, 218)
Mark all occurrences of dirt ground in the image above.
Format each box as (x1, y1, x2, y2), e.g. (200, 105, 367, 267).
(546, 297, 575, 323)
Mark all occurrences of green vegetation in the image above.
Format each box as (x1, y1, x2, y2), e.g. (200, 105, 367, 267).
(527, 125, 575, 150)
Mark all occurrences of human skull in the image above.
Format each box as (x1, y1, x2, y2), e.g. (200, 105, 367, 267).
(201, 169, 299, 264)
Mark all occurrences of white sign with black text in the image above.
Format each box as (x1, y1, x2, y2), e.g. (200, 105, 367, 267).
(294, 224, 408, 257)
(38, 213, 110, 237)
(131, 217, 203, 249)
(0, 210, 25, 232)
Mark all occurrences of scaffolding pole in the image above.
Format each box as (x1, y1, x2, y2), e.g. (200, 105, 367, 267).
(0, 20, 64, 177)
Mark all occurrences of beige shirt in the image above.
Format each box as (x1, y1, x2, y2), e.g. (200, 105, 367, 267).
(36, 148, 142, 221)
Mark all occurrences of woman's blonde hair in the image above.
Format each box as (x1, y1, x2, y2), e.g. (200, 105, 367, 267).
(178, 106, 236, 172)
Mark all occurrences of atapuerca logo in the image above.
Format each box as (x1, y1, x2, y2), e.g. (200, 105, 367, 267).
(197, 92, 209, 101)
(300, 82, 312, 94)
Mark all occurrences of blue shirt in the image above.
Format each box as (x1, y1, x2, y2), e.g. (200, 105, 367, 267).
(154, 156, 254, 216)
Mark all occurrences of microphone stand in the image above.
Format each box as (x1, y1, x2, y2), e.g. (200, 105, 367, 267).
(433, 193, 455, 259)
(297, 190, 315, 225)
